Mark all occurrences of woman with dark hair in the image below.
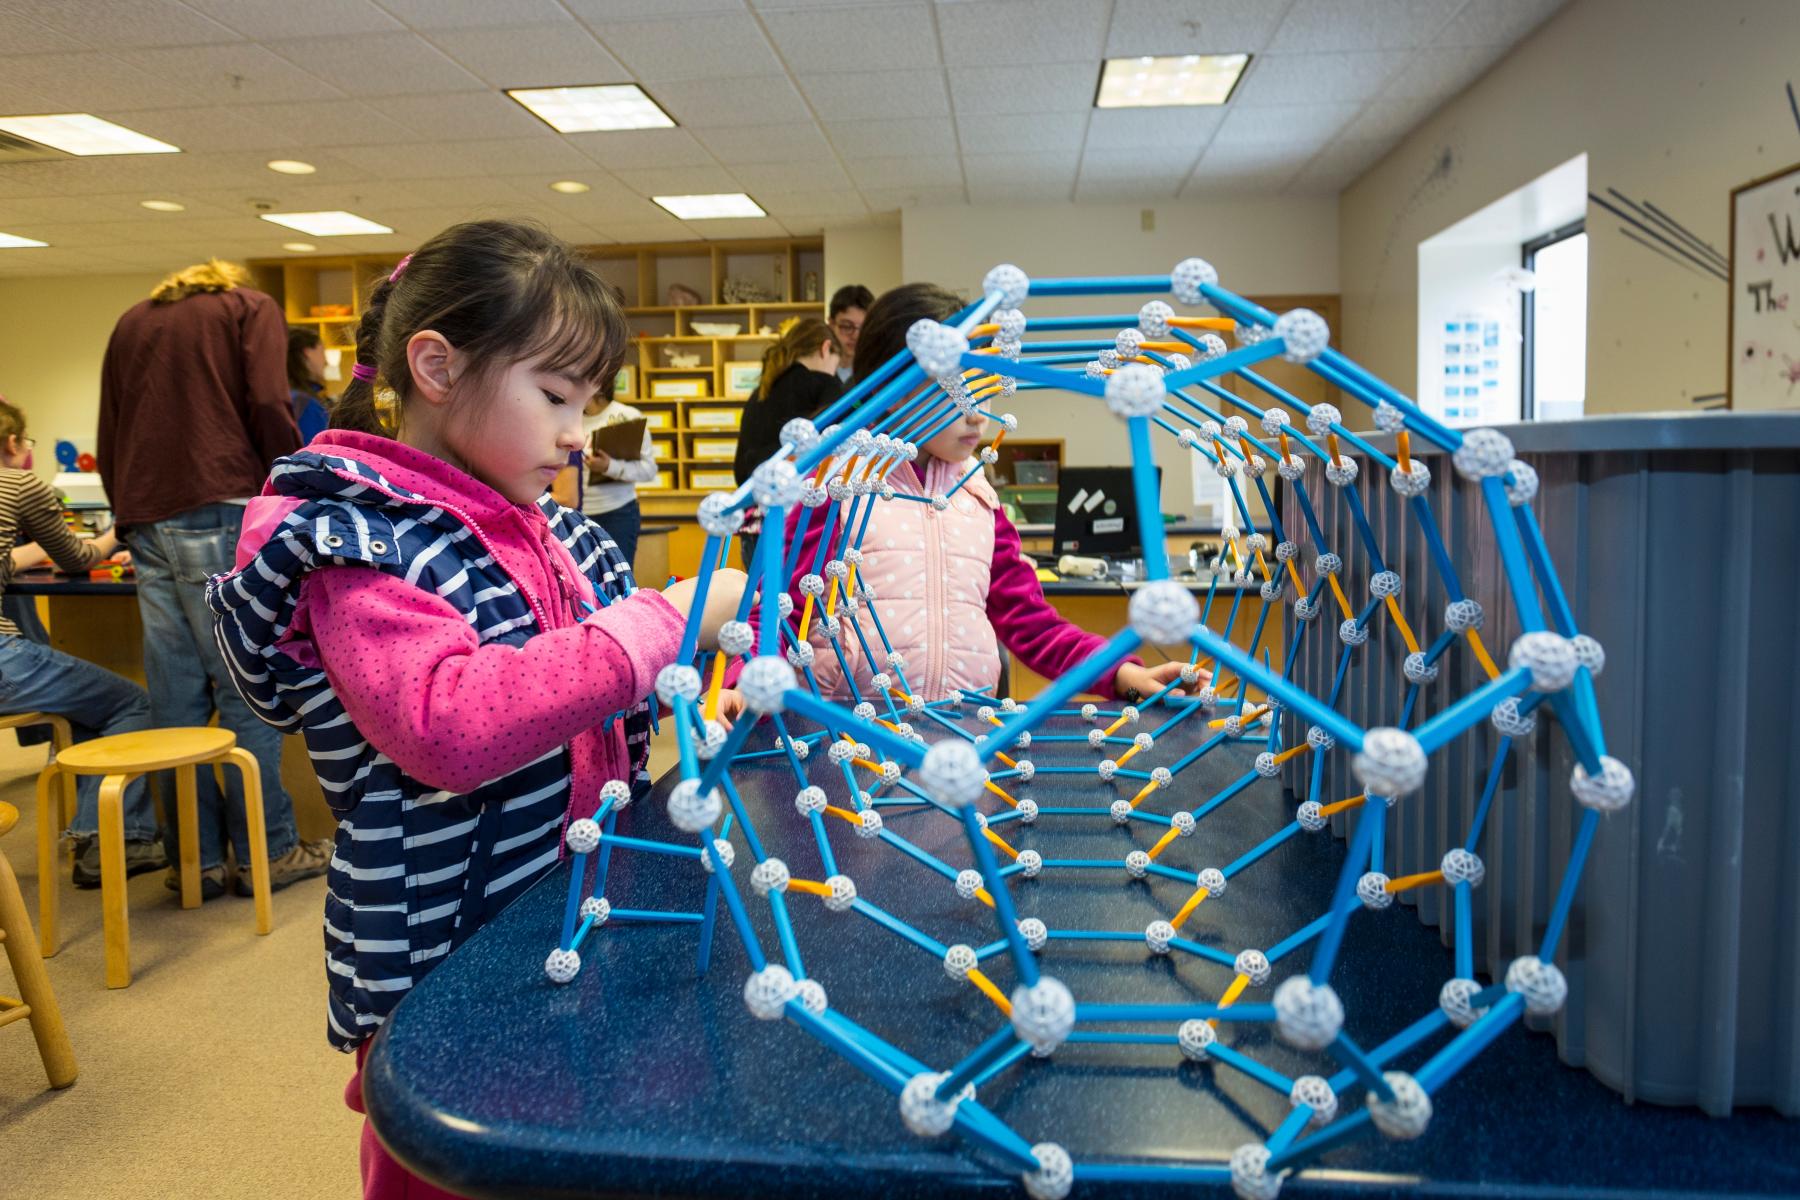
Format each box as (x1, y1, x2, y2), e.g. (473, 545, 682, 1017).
(287, 326, 330, 443)
(732, 317, 841, 567)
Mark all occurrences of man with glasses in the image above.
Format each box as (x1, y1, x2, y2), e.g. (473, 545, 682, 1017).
(828, 284, 873, 384)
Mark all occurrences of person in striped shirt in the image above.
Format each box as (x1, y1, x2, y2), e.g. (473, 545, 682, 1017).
(208, 221, 743, 1200)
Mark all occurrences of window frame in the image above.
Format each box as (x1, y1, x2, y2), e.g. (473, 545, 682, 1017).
(1520, 217, 1586, 421)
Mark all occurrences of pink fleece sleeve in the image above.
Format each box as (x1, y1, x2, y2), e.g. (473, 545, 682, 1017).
(302, 566, 684, 794)
(985, 508, 1139, 700)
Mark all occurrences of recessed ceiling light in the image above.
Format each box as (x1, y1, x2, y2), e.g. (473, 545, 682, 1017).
(267, 159, 316, 175)
(506, 84, 675, 133)
(549, 180, 592, 194)
(282, 242, 317, 253)
(1095, 53, 1250, 108)
(140, 199, 185, 212)
(0, 231, 49, 249)
(0, 113, 179, 156)
(653, 193, 765, 220)
(259, 211, 392, 237)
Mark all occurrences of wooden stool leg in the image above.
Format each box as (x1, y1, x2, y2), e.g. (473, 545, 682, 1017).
(34, 766, 61, 958)
(47, 716, 76, 832)
(175, 765, 201, 910)
(0, 849, 77, 1088)
(97, 776, 132, 989)
(227, 748, 272, 935)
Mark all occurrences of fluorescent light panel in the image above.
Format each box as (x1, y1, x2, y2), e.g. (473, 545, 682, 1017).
(0, 232, 49, 248)
(507, 84, 674, 133)
(259, 211, 392, 237)
(1095, 54, 1249, 108)
(0, 112, 179, 155)
(654, 193, 764, 220)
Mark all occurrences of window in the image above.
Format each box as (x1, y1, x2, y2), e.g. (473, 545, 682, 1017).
(1521, 220, 1587, 421)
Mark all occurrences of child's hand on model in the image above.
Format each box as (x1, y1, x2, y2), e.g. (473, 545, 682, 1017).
(714, 689, 746, 725)
(660, 569, 748, 650)
(1113, 659, 1208, 704)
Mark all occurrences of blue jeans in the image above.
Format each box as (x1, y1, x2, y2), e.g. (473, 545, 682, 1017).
(593, 498, 641, 571)
(0, 634, 158, 840)
(126, 503, 297, 870)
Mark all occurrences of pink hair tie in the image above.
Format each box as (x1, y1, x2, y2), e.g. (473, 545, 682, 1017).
(351, 362, 378, 382)
(388, 254, 413, 283)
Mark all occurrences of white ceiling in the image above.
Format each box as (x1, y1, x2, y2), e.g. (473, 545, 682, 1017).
(0, 0, 1566, 276)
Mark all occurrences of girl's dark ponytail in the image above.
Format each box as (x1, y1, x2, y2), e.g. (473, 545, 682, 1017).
(330, 276, 397, 435)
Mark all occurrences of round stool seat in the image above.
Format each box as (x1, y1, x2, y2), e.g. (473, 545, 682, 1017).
(0, 801, 17, 837)
(55, 727, 237, 775)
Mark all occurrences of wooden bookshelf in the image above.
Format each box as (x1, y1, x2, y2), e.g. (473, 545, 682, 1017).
(249, 236, 825, 504)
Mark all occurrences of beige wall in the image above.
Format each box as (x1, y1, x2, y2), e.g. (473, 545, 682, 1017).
(0, 272, 161, 484)
(1339, 0, 1799, 414)
(824, 225, 902, 303)
(901, 200, 1340, 514)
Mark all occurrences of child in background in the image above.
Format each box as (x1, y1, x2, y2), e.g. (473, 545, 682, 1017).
(207, 220, 743, 1200)
(287, 326, 331, 443)
(0, 397, 160, 887)
(579, 390, 657, 569)
(733, 283, 1196, 707)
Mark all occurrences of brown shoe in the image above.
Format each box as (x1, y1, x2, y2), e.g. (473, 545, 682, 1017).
(164, 865, 227, 901)
(234, 837, 333, 896)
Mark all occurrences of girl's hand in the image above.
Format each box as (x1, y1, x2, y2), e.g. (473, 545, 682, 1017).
(1113, 659, 1206, 704)
(714, 688, 746, 725)
(660, 569, 748, 651)
(589, 448, 612, 473)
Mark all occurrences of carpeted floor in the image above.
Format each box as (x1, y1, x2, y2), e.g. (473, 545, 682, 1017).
(0, 727, 682, 1200)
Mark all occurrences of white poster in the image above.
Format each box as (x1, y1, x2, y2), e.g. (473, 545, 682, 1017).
(1730, 162, 1800, 410)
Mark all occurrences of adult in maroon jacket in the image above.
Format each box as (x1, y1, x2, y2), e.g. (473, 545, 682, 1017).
(97, 259, 330, 899)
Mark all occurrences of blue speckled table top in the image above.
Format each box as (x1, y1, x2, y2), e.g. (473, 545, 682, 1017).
(363, 714, 1796, 1199)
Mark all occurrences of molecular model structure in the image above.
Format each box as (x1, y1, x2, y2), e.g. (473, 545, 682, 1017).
(541, 262, 1633, 1199)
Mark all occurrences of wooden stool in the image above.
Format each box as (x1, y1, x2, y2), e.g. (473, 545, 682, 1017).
(0, 801, 78, 1088)
(1, 714, 78, 941)
(39, 728, 272, 988)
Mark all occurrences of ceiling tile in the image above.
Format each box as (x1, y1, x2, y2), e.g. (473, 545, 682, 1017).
(947, 61, 1099, 117)
(181, 0, 400, 39)
(648, 76, 814, 129)
(228, 99, 417, 148)
(375, 0, 576, 28)
(1437, 0, 1568, 47)
(728, 159, 854, 195)
(960, 151, 1080, 186)
(610, 165, 747, 197)
(267, 32, 487, 96)
(1208, 102, 1359, 151)
(955, 111, 1089, 155)
(1285, 136, 1395, 194)
(110, 44, 345, 106)
(827, 118, 957, 159)
(858, 185, 967, 211)
(1335, 95, 1443, 145)
(759, 4, 941, 72)
(584, 13, 783, 81)
(426, 24, 629, 88)
(593, 217, 702, 242)
(755, 190, 867, 218)
(3, 0, 242, 48)
(567, 0, 749, 20)
(1085, 106, 1226, 152)
(937, 0, 1108, 67)
(1268, 0, 1464, 52)
(185, 179, 446, 212)
(678, 216, 790, 239)
(965, 177, 1075, 205)
(377, 92, 549, 141)
(845, 155, 963, 189)
(694, 124, 834, 165)
(1074, 173, 1187, 202)
(568, 129, 720, 171)
(1, 13, 91, 52)
(0, 51, 205, 110)
(96, 106, 275, 154)
(332, 137, 592, 180)
(797, 70, 950, 121)
(1105, 0, 1290, 56)
(1232, 50, 1409, 106)
(1381, 43, 1509, 101)
(0, 195, 146, 224)
(1079, 145, 1202, 177)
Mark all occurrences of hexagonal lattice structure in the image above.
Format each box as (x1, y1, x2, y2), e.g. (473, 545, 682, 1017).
(545, 263, 1629, 1199)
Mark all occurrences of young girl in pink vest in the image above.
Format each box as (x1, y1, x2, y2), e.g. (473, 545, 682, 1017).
(737, 283, 1192, 707)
